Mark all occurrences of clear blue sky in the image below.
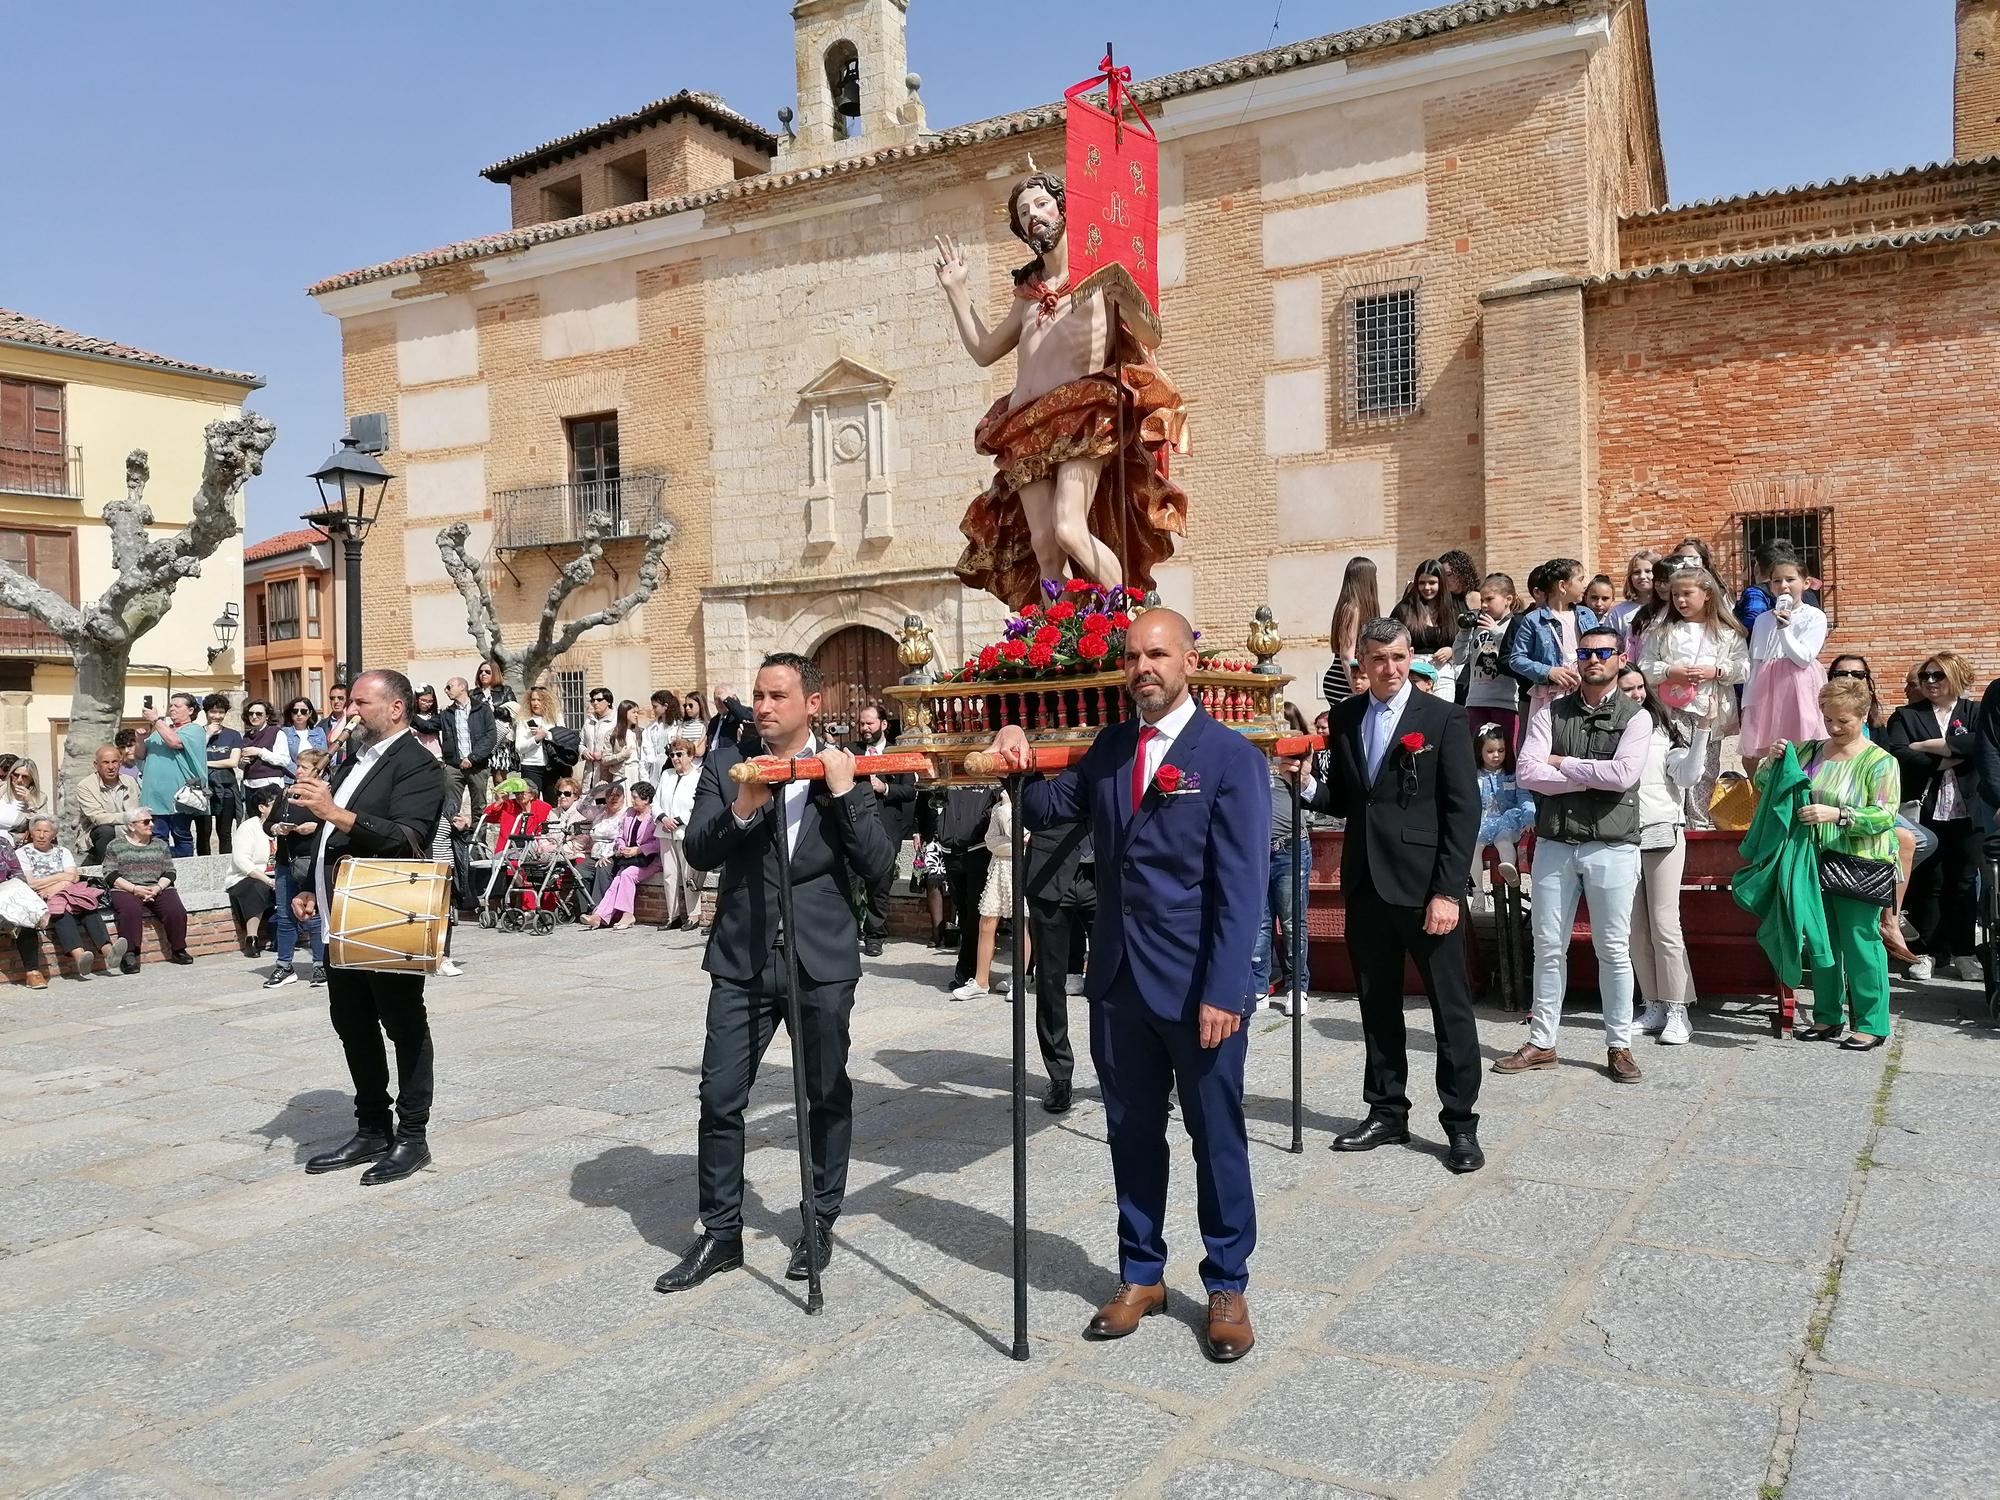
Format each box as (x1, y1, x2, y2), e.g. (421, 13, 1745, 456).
(0, 1, 1954, 540)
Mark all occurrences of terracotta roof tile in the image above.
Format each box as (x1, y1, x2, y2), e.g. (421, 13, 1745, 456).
(1591, 218, 2000, 284)
(1626, 154, 2000, 221)
(243, 528, 327, 563)
(309, 0, 1575, 295)
(481, 89, 778, 182)
(0, 307, 262, 387)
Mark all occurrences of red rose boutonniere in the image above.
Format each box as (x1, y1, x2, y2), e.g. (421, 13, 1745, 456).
(1400, 731, 1429, 756)
(1152, 764, 1201, 797)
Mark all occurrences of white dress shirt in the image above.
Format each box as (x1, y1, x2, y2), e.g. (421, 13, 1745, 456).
(734, 736, 817, 855)
(314, 728, 411, 915)
(1363, 680, 1415, 782)
(1137, 694, 1199, 787)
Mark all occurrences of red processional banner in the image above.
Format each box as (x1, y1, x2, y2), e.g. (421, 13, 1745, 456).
(1063, 50, 1161, 316)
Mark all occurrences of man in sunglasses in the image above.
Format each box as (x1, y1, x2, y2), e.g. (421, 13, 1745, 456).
(1501, 625, 1652, 1084)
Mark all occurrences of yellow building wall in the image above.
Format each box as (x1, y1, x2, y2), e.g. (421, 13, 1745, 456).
(0, 345, 252, 770)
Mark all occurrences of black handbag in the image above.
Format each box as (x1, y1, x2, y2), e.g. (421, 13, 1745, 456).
(1818, 849, 1895, 909)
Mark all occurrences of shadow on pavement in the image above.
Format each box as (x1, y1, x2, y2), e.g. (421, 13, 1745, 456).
(250, 1089, 356, 1163)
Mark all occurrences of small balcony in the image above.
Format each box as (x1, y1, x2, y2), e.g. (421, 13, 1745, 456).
(0, 610, 70, 657)
(0, 445, 84, 501)
(491, 473, 666, 552)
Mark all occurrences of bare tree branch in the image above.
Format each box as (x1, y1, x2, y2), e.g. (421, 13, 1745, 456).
(0, 562, 87, 637)
(545, 514, 676, 660)
(436, 522, 504, 665)
(106, 452, 153, 580)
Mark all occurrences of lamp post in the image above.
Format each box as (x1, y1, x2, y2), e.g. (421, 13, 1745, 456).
(305, 437, 392, 682)
(207, 603, 239, 666)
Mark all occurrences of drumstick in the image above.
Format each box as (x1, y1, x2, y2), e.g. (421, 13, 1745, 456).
(727, 751, 936, 786)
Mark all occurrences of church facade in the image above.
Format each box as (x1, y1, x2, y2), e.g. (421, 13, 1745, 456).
(310, 0, 2000, 724)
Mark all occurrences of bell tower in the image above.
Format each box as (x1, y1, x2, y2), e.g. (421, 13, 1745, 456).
(783, 0, 926, 165)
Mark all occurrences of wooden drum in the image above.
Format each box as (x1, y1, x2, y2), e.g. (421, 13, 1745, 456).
(328, 859, 452, 975)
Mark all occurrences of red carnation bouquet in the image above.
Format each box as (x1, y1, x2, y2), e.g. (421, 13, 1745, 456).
(950, 581, 1134, 684)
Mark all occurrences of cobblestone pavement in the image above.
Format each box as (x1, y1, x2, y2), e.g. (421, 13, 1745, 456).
(4, 924, 1998, 1499)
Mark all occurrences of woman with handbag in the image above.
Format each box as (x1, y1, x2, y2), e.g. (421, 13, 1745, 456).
(477, 662, 518, 778)
(1760, 676, 1901, 1049)
(14, 816, 126, 979)
(135, 692, 207, 857)
(1884, 650, 1982, 984)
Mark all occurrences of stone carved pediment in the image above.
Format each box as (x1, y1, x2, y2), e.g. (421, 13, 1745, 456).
(798, 357, 896, 402)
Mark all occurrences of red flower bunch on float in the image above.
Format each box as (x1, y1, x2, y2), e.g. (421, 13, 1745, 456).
(951, 581, 1139, 681)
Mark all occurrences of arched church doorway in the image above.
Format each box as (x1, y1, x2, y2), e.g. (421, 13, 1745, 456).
(811, 624, 899, 743)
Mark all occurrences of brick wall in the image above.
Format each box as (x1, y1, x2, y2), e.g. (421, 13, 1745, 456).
(1960, 0, 2000, 161)
(504, 116, 768, 228)
(1587, 241, 2000, 677)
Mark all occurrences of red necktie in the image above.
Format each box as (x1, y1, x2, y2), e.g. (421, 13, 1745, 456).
(1131, 725, 1157, 812)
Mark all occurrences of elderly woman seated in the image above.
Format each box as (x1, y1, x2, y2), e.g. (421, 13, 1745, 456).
(11, 816, 128, 982)
(583, 780, 662, 930)
(479, 777, 554, 849)
(578, 782, 630, 915)
(100, 809, 194, 972)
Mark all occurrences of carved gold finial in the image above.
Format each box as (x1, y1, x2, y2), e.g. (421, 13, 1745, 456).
(897, 613, 937, 684)
(1248, 605, 1283, 675)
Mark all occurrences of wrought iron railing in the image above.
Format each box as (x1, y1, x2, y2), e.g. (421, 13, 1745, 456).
(0, 445, 84, 500)
(0, 611, 69, 656)
(491, 473, 666, 551)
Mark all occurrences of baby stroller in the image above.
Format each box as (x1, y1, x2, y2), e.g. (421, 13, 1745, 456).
(477, 828, 584, 934)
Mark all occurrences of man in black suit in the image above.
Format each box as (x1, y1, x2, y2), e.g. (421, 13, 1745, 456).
(1296, 617, 1485, 1172)
(655, 653, 895, 1294)
(1022, 817, 1093, 1114)
(852, 700, 916, 958)
(286, 669, 447, 1186)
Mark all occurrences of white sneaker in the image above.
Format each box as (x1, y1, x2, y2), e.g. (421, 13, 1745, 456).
(1270, 993, 1309, 1018)
(1906, 956, 1935, 983)
(1953, 955, 1984, 984)
(438, 959, 464, 978)
(1064, 973, 1086, 996)
(1660, 1004, 1692, 1045)
(1637, 1001, 1669, 1035)
(951, 981, 989, 1002)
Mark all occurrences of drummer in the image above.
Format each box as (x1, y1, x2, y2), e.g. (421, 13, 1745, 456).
(285, 668, 447, 1186)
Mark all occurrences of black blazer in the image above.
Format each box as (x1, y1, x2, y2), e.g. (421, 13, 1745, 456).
(852, 738, 918, 845)
(685, 737, 895, 986)
(1974, 679, 2000, 816)
(439, 698, 498, 768)
(1308, 686, 1479, 909)
(316, 731, 447, 889)
(1884, 698, 1979, 819)
(1022, 818, 1094, 909)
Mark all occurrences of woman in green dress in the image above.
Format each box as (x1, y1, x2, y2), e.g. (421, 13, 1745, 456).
(1759, 676, 1901, 1048)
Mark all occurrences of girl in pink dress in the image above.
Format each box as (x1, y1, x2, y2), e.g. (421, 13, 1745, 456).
(1739, 553, 1828, 771)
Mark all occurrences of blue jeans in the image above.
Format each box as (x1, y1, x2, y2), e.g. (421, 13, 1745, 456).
(1251, 841, 1313, 998)
(1896, 814, 1937, 869)
(156, 811, 194, 858)
(1529, 840, 1640, 1050)
(273, 863, 324, 967)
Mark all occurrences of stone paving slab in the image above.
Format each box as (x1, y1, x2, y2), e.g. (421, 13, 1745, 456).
(1, 925, 1996, 1497)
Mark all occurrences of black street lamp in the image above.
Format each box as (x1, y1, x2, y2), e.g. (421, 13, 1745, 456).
(207, 603, 240, 666)
(305, 437, 392, 681)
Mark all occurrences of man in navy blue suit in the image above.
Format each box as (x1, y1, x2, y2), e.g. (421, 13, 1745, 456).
(987, 607, 1270, 1362)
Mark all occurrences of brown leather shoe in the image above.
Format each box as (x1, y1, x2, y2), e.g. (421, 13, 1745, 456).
(1084, 1280, 1166, 1340)
(1607, 1047, 1642, 1083)
(23, 970, 47, 990)
(1203, 1291, 1255, 1363)
(1492, 1043, 1556, 1074)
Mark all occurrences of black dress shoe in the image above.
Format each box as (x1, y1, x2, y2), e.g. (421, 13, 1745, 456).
(169, 951, 194, 966)
(861, 936, 884, 958)
(1445, 1130, 1486, 1173)
(304, 1128, 393, 1175)
(786, 1218, 834, 1281)
(359, 1135, 431, 1185)
(655, 1233, 744, 1294)
(1042, 1080, 1073, 1115)
(119, 955, 140, 975)
(1332, 1116, 1411, 1152)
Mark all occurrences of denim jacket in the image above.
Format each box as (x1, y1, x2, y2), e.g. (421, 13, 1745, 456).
(1502, 603, 1600, 687)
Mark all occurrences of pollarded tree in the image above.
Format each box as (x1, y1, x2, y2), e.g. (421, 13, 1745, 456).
(0, 415, 277, 811)
(435, 510, 676, 700)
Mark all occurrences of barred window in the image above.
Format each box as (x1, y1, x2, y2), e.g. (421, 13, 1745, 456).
(1345, 281, 1421, 419)
(558, 669, 587, 729)
(1732, 506, 1837, 626)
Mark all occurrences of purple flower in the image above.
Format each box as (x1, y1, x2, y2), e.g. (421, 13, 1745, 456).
(1041, 578, 1062, 601)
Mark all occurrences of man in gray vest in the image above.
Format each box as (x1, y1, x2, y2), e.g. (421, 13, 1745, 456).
(1495, 624, 1651, 1083)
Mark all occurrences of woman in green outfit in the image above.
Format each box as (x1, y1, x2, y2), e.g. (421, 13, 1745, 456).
(1760, 676, 1901, 1048)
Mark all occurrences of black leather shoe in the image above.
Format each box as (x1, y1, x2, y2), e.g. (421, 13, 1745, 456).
(119, 955, 140, 975)
(655, 1233, 744, 1294)
(304, 1128, 393, 1175)
(861, 936, 884, 958)
(1042, 1080, 1073, 1115)
(786, 1218, 834, 1281)
(359, 1135, 430, 1185)
(169, 951, 194, 966)
(1332, 1116, 1411, 1153)
(1445, 1130, 1486, 1173)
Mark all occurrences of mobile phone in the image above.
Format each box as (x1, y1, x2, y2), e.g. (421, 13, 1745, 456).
(142, 694, 155, 710)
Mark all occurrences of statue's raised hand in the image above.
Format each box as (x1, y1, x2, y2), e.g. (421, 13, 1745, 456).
(933, 234, 968, 296)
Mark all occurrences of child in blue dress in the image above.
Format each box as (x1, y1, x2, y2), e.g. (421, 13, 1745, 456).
(1474, 722, 1535, 888)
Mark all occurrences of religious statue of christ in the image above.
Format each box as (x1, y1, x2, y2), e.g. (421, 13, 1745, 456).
(935, 170, 1188, 612)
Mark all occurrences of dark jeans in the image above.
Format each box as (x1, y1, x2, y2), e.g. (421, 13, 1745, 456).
(194, 787, 237, 855)
(697, 948, 856, 1237)
(1251, 840, 1313, 997)
(1347, 882, 1482, 1132)
(87, 824, 119, 862)
(10, 926, 44, 972)
(1027, 897, 1086, 1087)
(274, 864, 324, 967)
(327, 966, 434, 1136)
(50, 908, 111, 954)
(1909, 815, 1980, 963)
(940, 847, 991, 984)
(155, 812, 194, 858)
(108, 886, 189, 959)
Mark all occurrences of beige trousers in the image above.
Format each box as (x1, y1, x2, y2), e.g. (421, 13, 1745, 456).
(1627, 831, 1695, 1006)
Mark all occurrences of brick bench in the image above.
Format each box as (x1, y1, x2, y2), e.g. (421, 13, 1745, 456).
(1, 852, 252, 984)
